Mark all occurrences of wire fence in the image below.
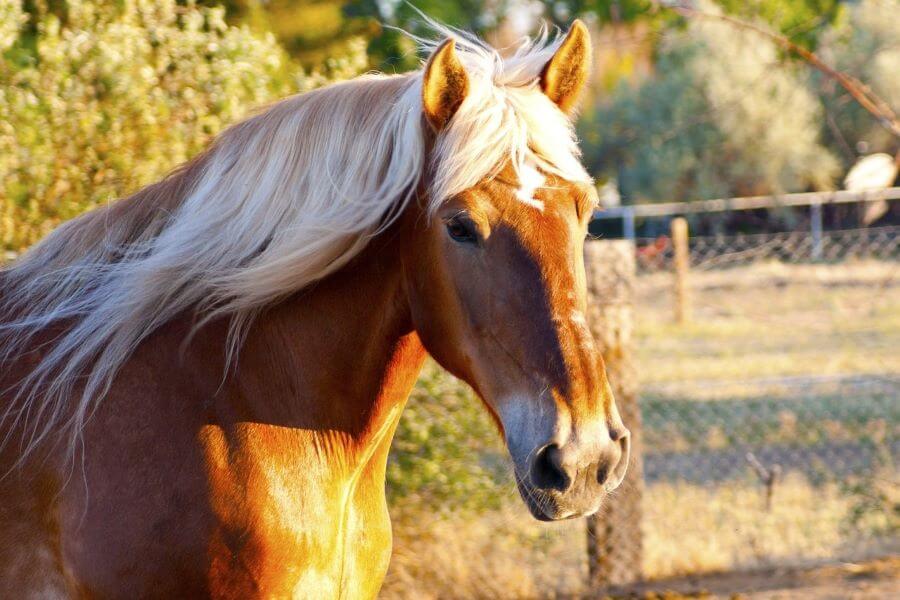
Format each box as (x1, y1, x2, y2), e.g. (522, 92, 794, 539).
(634, 224, 900, 272)
(595, 222, 900, 590)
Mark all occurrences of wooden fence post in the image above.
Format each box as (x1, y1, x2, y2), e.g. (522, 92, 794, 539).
(584, 240, 643, 590)
(671, 217, 691, 324)
(810, 202, 823, 260)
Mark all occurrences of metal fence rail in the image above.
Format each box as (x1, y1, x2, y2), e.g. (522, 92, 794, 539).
(635, 225, 900, 272)
(593, 186, 900, 240)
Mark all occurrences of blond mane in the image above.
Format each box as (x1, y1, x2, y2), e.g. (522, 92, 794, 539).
(0, 25, 590, 460)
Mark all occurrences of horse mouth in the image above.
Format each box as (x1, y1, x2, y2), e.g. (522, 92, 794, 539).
(514, 473, 600, 522)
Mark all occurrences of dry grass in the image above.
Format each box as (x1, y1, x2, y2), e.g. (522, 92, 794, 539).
(642, 474, 891, 579)
(383, 503, 586, 599)
(603, 556, 900, 599)
(634, 260, 900, 385)
(383, 475, 897, 598)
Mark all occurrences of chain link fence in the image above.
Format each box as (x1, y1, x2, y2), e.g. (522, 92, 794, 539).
(593, 221, 900, 590)
(634, 225, 900, 272)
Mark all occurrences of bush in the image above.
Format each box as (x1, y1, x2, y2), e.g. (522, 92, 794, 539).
(0, 0, 365, 250)
(387, 360, 512, 515)
(582, 1, 839, 203)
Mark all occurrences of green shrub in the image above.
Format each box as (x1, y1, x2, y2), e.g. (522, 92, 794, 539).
(387, 360, 513, 515)
(0, 0, 365, 250)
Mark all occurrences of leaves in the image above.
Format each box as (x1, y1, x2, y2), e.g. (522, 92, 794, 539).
(582, 1, 840, 203)
(0, 0, 366, 250)
(387, 360, 511, 514)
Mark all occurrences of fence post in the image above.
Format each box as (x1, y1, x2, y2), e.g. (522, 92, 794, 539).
(622, 206, 636, 240)
(671, 217, 691, 324)
(584, 240, 643, 590)
(810, 202, 823, 260)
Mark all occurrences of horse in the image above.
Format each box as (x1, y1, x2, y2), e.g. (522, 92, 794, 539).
(0, 21, 629, 597)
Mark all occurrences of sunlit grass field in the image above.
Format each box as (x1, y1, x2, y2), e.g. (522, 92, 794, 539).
(383, 260, 900, 598)
(635, 261, 900, 384)
(383, 476, 896, 599)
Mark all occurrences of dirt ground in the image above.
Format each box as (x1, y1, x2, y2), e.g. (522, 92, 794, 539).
(598, 556, 899, 599)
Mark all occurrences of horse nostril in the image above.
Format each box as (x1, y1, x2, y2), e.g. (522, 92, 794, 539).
(597, 463, 610, 485)
(598, 430, 629, 485)
(609, 426, 628, 442)
(530, 444, 571, 492)
(605, 433, 631, 491)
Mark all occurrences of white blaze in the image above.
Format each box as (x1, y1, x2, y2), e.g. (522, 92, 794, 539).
(515, 160, 546, 211)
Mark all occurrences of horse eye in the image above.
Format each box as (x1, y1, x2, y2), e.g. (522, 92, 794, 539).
(446, 217, 476, 244)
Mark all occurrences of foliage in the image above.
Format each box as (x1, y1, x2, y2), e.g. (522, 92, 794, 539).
(0, 0, 366, 251)
(838, 435, 899, 538)
(343, 0, 673, 70)
(562, 0, 659, 23)
(200, 0, 375, 70)
(716, 0, 843, 50)
(387, 360, 511, 514)
(582, 1, 839, 203)
(340, 0, 840, 71)
(816, 0, 900, 168)
(343, 0, 512, 71)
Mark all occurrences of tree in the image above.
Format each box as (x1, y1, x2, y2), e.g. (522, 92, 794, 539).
(816, 0, 900, 167)
(204, 0, 375, 70)
(343, 0, 514, 70)
(715, 0, 842, 51)
(581, 1, 838, 203)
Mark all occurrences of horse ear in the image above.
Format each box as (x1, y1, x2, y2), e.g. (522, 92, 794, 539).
(540, 19, 592, 114)
(422, 39, 469, 131)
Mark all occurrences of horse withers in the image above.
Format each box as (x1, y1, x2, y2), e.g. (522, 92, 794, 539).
(0, 21, 629, 598)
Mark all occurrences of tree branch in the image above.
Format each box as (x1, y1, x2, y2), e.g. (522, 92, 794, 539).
(660, 1, 900, 139)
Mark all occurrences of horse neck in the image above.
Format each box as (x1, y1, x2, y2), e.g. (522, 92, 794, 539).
(208, 230, 427, 473)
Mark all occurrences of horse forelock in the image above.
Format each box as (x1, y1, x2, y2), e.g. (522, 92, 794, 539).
(0, 24, 590, 462)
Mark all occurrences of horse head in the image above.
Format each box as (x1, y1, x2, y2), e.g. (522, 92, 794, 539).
(405, 22, 630, 521)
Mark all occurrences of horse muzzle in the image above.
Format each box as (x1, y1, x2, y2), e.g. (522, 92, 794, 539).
(513, 430, 630, 521)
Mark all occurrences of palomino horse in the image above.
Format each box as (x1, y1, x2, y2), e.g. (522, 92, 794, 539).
(0, 21, 629, 597)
